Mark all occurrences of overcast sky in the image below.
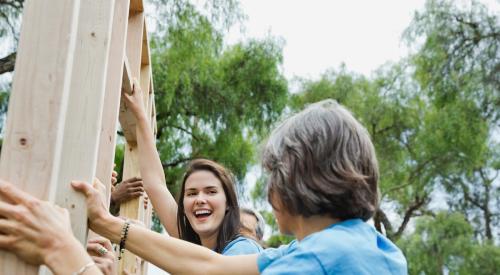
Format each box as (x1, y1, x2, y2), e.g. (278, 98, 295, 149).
(227, 0, 427, 81)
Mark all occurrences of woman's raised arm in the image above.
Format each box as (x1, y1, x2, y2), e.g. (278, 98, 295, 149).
(121, 79, 179, 238)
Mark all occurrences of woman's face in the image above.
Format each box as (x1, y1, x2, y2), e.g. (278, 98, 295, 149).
(183, 170, 227, 239)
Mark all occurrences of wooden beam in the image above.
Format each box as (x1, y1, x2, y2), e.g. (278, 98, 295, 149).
(119, 142, 149, 275)
(141, 65, 152, 112)
(0, 0, 80, 274)
(130, 0, 144, 13)
(0, 0, 109, 275)
(141, 22, 150, 66)
(119, 9, 155, 275)
(119, 12, 144, 142)
(126, 12, 144, 81)
(95, 0, 131, 204)
(119, 56, 137, 143)
(53, 0, 115, 243)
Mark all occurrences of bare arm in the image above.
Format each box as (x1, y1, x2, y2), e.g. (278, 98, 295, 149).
(73, 180, 260, 275)
(122, 79, 179, 237)
(95, 212, 259, 275)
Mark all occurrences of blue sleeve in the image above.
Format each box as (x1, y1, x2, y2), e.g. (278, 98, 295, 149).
(259, 250, 324, 275)
(257, 241, 297, 272)
(222, 237, 263, 256)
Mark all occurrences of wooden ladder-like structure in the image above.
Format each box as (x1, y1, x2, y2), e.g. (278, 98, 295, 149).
(0, 0, 156, 274)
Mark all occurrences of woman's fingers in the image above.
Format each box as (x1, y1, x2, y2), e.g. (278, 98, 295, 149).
(0, 218, 18, 234)
(0, 201, 38, 229)
(0, 218, 41, 243)
(87, 242, 109, 257)
(0, 180, 35, 205)
(0, 200, 17, 219)
(0, 234, 16, 249)
(100, 239, 114, 251)
(71, 181, 95, 197)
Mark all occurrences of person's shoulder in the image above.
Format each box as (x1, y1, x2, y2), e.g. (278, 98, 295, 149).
(260, 248, 325, 275)
(301, 219, 377, 250)
(298, 219, 407, 274)
(222, 236, 263, 256)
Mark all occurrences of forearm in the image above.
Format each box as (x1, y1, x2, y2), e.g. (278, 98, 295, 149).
(44, 237, 102, 275)
(135, 115, 179, 237)
(135, 114, 165, 187)
(94, 215, 258, 275)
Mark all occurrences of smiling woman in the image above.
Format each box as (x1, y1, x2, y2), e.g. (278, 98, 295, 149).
(177, 159, 262, 254)
(120, 80, 262, 256)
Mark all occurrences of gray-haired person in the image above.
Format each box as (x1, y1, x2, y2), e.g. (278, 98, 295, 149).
(240, 208, 265, 242)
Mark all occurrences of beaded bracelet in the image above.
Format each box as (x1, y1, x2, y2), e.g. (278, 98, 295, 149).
(118, 219, 131, 260)
(72, 262, 95, 275)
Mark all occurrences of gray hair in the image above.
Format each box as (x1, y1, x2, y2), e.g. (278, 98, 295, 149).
(262, 99, 379, 221)
(240, 207, 265, 241)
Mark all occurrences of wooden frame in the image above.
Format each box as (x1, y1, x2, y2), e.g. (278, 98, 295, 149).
(0, 0, 156, 274)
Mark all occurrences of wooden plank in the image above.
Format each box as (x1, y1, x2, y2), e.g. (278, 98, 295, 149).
(119, 11, 144, 142)
(0, 0, 81, 274)
(119, 142, 148, 275)
(126, 12, 144, 82)
(141, 22, 150, 66)
(123, 57, 133, 93)
(130, 0, 144, 13)
(53, 0, 115, 243)
(119, 57, 137, 143)
(141, 65, 152, 112)
(95, 0, 131, 204)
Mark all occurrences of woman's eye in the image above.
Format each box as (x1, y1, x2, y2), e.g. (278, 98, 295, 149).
(209, 190, 217, 194)
(186, 193, 196, 197)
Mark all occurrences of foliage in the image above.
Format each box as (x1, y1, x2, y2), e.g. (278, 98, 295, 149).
(398, 212, 500, 275)
(404, 0, 500, 122)
(0, 0, 23, 48)
(150, 1, 288, 193)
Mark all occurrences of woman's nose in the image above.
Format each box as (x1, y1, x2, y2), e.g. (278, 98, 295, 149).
(194, 194, 207, 204)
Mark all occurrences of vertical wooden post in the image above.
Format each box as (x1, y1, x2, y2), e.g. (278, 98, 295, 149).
(118, 2, 156, 274)
(95, 0, 131, 204)
(53, 0, 115, 243)
(0, 1, 80, 274)
(0, 0, 156, 274)
(0, 0, 115, 273)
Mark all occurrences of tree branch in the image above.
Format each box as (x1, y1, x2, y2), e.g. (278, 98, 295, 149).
(0, 51, 16, 74)
(392, 195, 427, 240)
(162, 156, 193, 168)
(374, 208, 394, 237)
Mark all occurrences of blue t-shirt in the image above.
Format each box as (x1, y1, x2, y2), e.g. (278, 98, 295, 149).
(257, 219, 407, 274)
(222, 236, 264, 256)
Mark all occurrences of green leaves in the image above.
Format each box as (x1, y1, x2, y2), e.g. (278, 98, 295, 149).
(150, 0, 287, 190)
(398, 212, 500, 274)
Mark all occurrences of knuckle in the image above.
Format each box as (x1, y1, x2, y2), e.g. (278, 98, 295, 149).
(13, 207, 28, 222)
(0, 182, 13, 194)
(26, 199, 40, 210)
(6, 236, 19, 247)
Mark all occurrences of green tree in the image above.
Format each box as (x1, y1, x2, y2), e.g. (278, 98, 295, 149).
(149, 1, 288, 194)
(0, 0, 23, 74)
(405, 0, 500, 242)
(398, 212, 500, 275)
(404, 0, 499, 122)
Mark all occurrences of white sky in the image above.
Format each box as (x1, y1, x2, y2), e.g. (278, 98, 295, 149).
(227, 0, 427, 81)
